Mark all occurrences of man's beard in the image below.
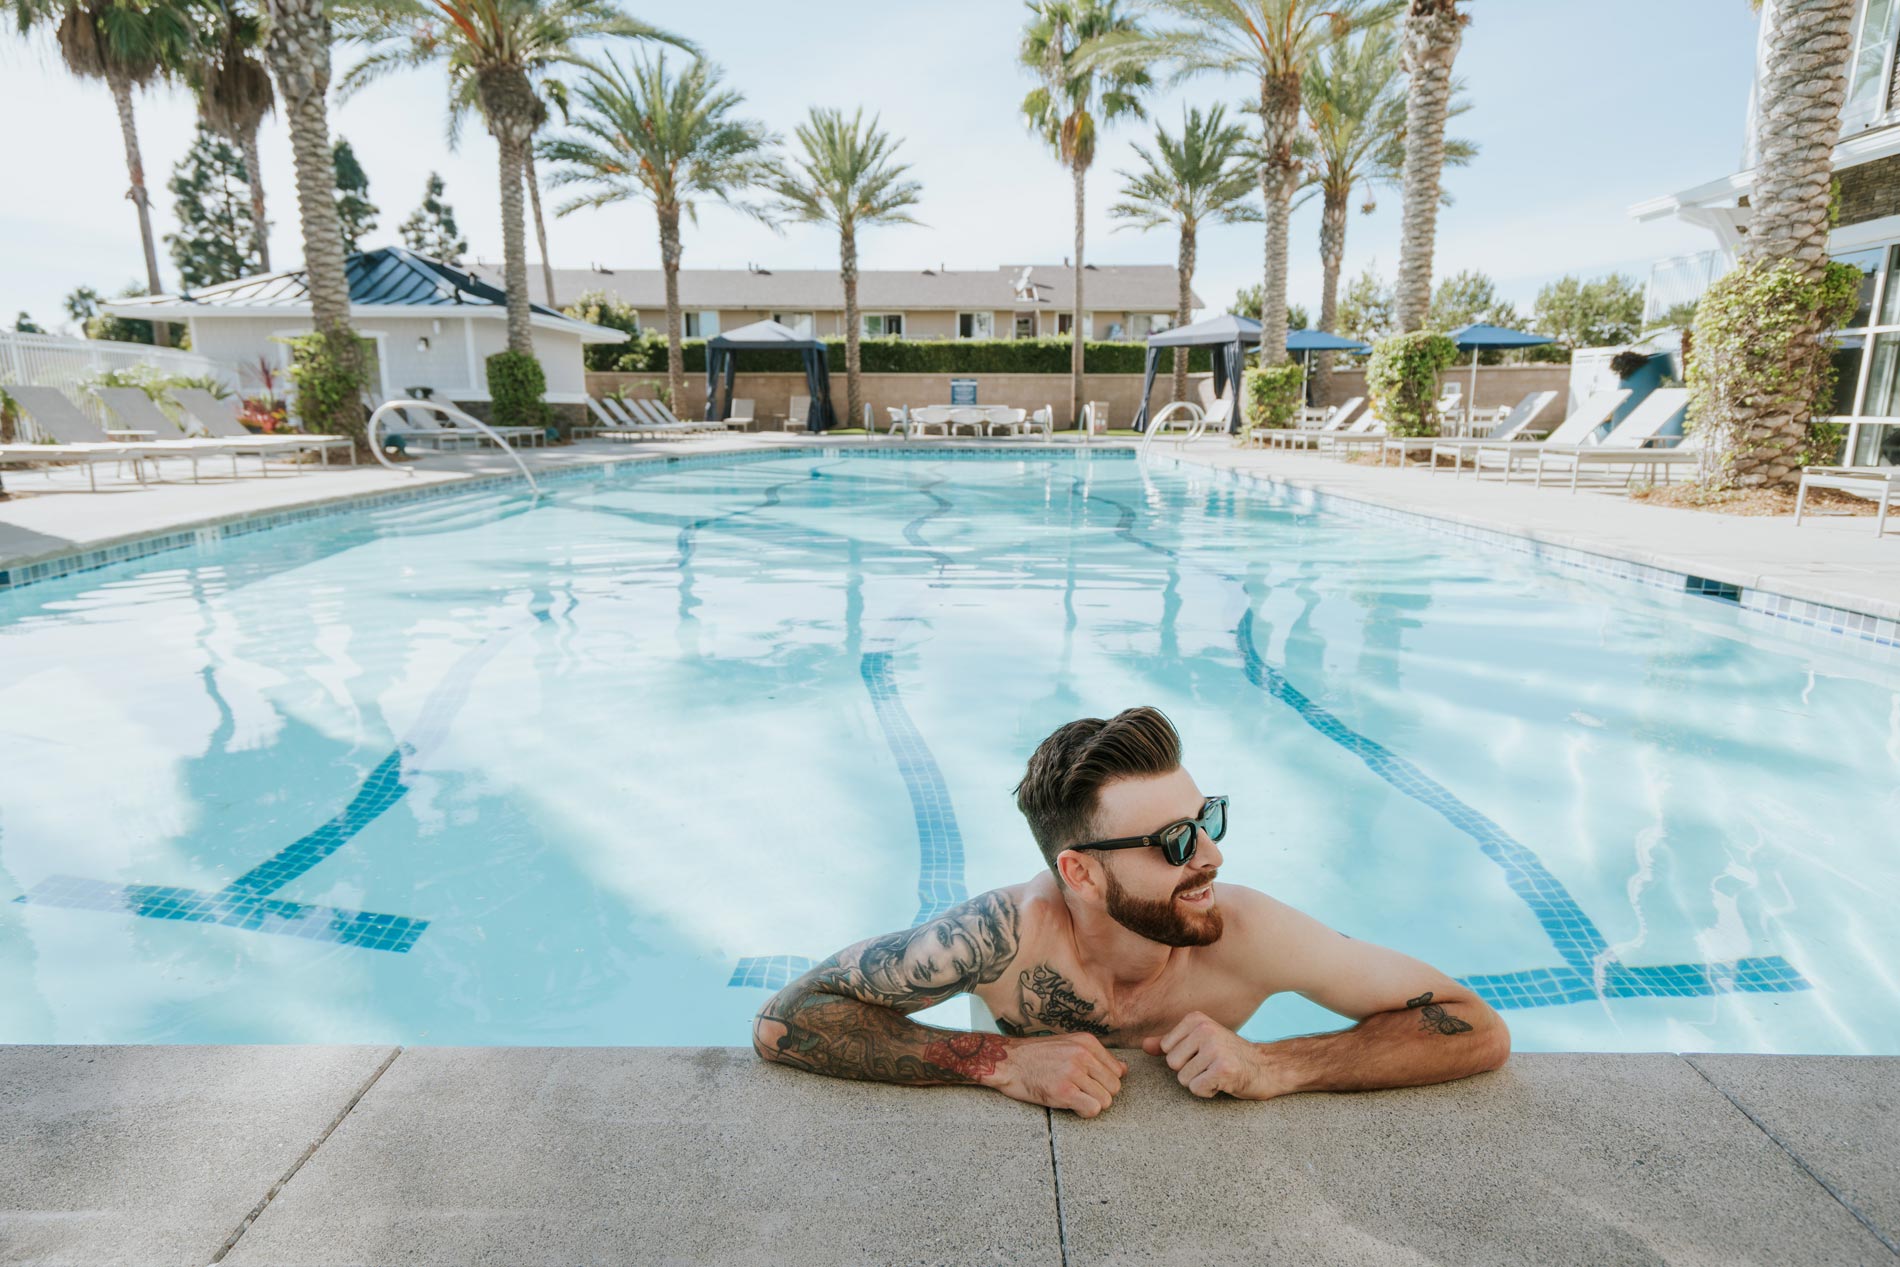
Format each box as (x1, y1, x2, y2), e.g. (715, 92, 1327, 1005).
(1102, 864, 1224, 947)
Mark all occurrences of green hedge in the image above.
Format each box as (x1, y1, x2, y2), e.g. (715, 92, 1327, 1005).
(487, 350, 551, 429)
(605, 336, 1213, 376)
(1243, 363, 1305, 431)
(1367, 331, 1460, 438)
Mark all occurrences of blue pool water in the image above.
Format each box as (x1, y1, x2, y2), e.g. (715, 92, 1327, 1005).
(1, 449, 1895, 1053)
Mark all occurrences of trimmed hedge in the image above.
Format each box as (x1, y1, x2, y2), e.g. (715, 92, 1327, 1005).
(487, 350, 551, 429)
(1367, 331, 1460, 438)
(1243, 363, 1305, 432)
(608, 336, 1213, 376)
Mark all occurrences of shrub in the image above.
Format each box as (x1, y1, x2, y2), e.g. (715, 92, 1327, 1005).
(1687, 257, 1860, 481)
(1366, 331, 1459, 437)
(283, 331, 369, 451)
(564, 290, 644, 371)
(487, 350, 550, 429)
(1242, 362, 1305, 432)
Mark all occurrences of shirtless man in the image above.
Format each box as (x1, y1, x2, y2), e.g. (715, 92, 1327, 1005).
(754, 706, 1510, 1116)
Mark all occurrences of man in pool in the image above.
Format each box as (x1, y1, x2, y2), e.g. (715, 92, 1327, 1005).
(753, 706, 1510, 1116)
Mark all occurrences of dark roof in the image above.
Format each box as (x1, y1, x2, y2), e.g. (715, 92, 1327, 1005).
(1147, 313, 1262, 348)
(475, 262, 1203, 313)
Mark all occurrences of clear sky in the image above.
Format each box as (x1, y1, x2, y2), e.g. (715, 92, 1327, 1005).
(0, 1, 1764, 336)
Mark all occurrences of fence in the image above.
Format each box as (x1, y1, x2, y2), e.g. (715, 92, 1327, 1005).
(1642, 250, 1734, 326)
(0, 330, 235, 431)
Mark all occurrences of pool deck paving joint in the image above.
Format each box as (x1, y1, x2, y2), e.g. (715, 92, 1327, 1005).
(2, 1046, 1895, 1265)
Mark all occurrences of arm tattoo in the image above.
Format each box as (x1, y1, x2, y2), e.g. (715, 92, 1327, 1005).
(1405, 991, 1474, 1036)
(996, 964, 1112, 1038)
(753, 892, 1021, 1086)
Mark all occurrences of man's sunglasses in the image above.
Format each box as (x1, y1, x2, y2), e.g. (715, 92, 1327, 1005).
(1074, 795, 1227, 867)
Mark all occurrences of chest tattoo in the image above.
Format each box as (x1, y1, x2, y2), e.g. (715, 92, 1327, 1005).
(996, 963, 1113, 1038)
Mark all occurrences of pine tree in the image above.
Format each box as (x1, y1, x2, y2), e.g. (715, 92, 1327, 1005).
(331, 137, 378, 254)
(398, 172, 468, 266)
(166, 124, 259, 288)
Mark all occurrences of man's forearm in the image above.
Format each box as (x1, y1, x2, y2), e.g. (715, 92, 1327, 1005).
(754, 987, 1009, 1086)
(1256, 992, 1510, 1096)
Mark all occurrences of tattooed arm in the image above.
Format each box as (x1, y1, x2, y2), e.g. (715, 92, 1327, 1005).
(1144, 889, 1510, 1099)
(753, 890, 1129, 1116)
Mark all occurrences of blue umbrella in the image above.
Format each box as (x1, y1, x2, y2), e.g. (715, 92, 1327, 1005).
(1282, 329, 1371, 405)
(1448, 323, 1555, 416)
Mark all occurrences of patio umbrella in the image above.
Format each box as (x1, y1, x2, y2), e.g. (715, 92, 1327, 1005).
(1283, 329, 1371, 405)
(1448, 322, 1555, 417)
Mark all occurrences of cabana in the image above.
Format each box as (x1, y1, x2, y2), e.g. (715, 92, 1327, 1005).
(1132, 313, 1260, 431)
(705, 319, 834, 431)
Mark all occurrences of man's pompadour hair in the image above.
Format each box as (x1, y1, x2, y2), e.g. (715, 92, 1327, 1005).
(1014, 706, 1183, 880)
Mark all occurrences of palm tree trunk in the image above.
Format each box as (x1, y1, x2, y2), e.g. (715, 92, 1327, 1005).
(1071, 156, 1086, 428)
(1395, 0, 1465, 333)
(1706, 0, 1856, 488)
(1258, 71, 1300, 369)
(525, 153, 557, 309)
(1172, 223, 1194, 405)
(108, 71, 169, 347)
(1315, 186, 1349, 408)
(240, 126, 271, 272)
(841, 220, 861, 431)
(265, 0, 365, 450)
(495, 132, 534, 356)
(658, 202, 685, 415)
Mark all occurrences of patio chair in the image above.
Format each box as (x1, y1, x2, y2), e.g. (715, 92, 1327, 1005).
(170, 387, 354, 466)
(576, 396, 628, 437)
(1453, 389, 1630, 479)
(907, 405, 951, 438)
(0, 384, 156, 491)
(884, 406, 910, 439)
(1528, 389, 1690, 489)
(780, 395, 813, 433)
(95, 386, 261, 480)
(723, 398, 757, 432)
(947, 407, 988, 438)
(1267, 396, 1364, 450)
(1383, 390, 1558, 467)
(982, 405, 1024, 437)
(1021, 405, 1054, 443)
(1795, 465, 1900, 535)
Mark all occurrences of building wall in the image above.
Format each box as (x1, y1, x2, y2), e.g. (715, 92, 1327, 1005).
(652, 307, 1173, 341)
(1836, 152, 1900, 227)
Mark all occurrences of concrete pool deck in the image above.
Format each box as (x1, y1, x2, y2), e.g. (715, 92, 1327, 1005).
(3, 1045, 1895, 1265)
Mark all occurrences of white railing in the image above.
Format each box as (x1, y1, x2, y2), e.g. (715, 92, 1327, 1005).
(1642, 250, 1736, 326)
(367, 398, 541, 498)
(0, 331, 234, 427)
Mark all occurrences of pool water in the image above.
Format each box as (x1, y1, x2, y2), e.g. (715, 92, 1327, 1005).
(1, 449, 1895, 1053)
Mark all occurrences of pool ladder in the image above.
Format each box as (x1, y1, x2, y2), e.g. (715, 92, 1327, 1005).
(1137, 401, 1211, 458)
(367, 398, 541, 498)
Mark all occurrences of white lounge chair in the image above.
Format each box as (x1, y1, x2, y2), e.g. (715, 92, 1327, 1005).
(644, 398, 721, 434)
(947, 407, 988, 438)
(724, 398, 757, 431)
(907, 405, 951, 438)
(1383, 390, 1559, 467)
(780, 395, 813, 433)
(1021, 405, 1054, 443)
(95, 386, 261, 480)
(983, 405, 1025, 437)
(1314, 411, 1388, 454)
(0, 384, 156, 490)
(1530, 389, 1691, 489)
(170, 387, 354, 467)
(1267, 397, 1365, 450)
(1457, 389, 1631, 479)
(575, 396, 627, 437)
(627, 398, 711, 436)
(1795, 465, 1900, 535)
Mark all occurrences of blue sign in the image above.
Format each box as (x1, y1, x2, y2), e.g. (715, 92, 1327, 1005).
(949, 378, 978, 406)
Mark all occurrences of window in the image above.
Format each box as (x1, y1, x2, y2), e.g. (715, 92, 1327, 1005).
(772, 312, 814, 337)
(684, 311, 720, 339)
(1102, 319, 1126, 341)
(1055, 313, 1073, 336)
(1147, 313, 1176, 335)
(1825, 243, 1900, 465)
(862, 313, 903, 338)
(957, 311, 994, 339)
(1014, 314, 1036, 339)
(1843, 0, 1900, 131)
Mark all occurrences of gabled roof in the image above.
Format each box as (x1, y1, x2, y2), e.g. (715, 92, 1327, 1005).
(476, 263, 1202, 314)
(104, 247, 627, 342)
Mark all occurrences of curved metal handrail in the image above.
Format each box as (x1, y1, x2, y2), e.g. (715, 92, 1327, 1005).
(1138, 401, 1204, 458)
(368, 398, 540, 498)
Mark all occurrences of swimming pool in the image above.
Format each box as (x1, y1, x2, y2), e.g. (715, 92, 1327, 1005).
(1, 448, 1894, 1053)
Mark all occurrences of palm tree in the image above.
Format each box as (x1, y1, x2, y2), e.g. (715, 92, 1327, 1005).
(760, 107, 922, 430)
(12, 0, 196, 345)
(1109, 104, 1259, 405)
(340, 0, 682, 359)
(262, 0, 367, 443)
(1020, 0, 1150, 427)
(1101, 0, 1394, 369)
(188, 0, 275, 272)
(543, 52, 769, 412)
(1392, 0, 1467, 332)
(1298, 24, 1471, 402)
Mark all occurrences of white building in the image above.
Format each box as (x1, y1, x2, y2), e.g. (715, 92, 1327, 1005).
(1631, 0, 1900, 467)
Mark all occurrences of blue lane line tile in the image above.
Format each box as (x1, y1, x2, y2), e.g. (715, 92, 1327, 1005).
(14, 876, 427, 952)
(225, 747, 410, 896)
(861, 650, 967, 925)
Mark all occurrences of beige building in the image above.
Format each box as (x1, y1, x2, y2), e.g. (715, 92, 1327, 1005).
(478, 262, 1203, 343)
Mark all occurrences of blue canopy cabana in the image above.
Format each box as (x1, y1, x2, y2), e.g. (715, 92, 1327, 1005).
(1448, 322, 1554, 413)
(1133, 314, 1260, 431)
(706, 319, 834, 431)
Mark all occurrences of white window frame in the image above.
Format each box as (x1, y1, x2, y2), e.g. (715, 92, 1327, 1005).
(862, 312, 904, 339)
(957, 311, 994, 340)
(1013, 313, 1036, 340)
(1843, 0, 1900, 134)
(684, 311, 720, 339)
(274, 326, 392, 402)
(1827, 240, 1900, 465)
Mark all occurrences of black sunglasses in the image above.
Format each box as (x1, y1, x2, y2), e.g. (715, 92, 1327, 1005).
(1074, 795, 1227, 867)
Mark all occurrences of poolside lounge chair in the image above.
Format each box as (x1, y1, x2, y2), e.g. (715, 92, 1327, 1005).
(1454, 389, 1630, 479)
(170, 388, 354, 466)
(907, 405, 951, 438)
(379, 400, 544, 450)
(1383, 390, 1559, 467)
(983, 405, 1026, 437)
(644, 398, 722, 434)
(1022, 405, 1054, 442)
(948, 407, 988, 438)
(626, 398, 711, 436)
(1307, 411, 1386, 454)
(780, 395, 813, 432)
(95, 386, 262, 480)
(1795, 465, 1900, 535)
(1266, 397, 1364, 450)
(1528, 389, 1691, 489)
(0, 384, 156, 490)
(575, 396, 626, 437)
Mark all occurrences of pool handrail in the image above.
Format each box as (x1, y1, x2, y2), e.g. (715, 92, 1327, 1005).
(368, 398, 541, 498)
